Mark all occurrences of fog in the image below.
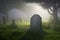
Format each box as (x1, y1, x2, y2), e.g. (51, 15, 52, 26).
(8, 8, 33, 22)
(7, 3, 52, 22)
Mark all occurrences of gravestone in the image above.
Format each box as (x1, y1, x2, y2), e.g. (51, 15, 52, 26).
(30, 14, 42, 32)
(3, 16, 6, 24)
(9, 19, 17, 29)
(12, 20, 15, 24)
(20, 14, 44, 40)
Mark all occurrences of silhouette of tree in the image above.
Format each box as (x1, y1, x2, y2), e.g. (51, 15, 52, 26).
(0, 0, 60, 23)
(25, 0, 60, 24)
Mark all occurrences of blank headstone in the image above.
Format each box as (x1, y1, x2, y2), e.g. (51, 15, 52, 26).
(3, 16, 6, 24)
(12, 20, 15, 24)
(30, 14, 42, 32)
(9, 20, 17, 29)
(20, 14, 44, 40)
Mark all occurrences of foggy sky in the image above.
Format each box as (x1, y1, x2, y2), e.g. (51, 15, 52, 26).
(8, 8, 31, 21)
(0, 0, 60, 22)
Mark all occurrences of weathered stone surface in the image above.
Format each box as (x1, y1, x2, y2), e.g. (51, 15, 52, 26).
(30, 14, 42, 32)
(12, 20, 15, 24)
(3, 16, 6, 24)
(20, 14, 45, 40)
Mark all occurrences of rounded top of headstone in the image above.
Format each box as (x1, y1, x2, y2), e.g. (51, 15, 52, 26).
(32, 14, 41, 19)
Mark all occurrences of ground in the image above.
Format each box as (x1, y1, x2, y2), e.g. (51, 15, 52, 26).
(0, 22, 60, 40)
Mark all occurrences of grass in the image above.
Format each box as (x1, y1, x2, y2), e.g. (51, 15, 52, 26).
(43, 22, 60, 40)
(0, 21, 60, 40)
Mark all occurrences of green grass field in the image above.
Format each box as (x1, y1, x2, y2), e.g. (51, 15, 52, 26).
(0, 21, 60, 40)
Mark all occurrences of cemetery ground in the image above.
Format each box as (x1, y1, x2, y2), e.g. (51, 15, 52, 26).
(0, 21, 60, 40)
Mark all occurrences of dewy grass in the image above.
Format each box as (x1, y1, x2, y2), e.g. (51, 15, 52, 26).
(0, 21, 60, 40)
(16, 21, 30, 27)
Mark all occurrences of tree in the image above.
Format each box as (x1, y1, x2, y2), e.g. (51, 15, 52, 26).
(25, 0, 60, 24)
(0, 0, 60, 24)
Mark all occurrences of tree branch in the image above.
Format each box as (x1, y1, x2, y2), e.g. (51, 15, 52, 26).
(49, 7, 53, 12)
(47, 9, 53, 15)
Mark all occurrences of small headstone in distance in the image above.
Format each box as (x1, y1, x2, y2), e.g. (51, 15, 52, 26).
(3, 16, 6, 24)
(10, 20, 17, 29)
(12, 20, 15, 24)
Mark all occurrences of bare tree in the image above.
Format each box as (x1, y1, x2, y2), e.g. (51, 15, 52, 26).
(25, 0, 60, 24)
(0, 0, 60, 24)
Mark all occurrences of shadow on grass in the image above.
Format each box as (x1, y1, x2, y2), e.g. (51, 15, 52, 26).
(20, 29, 47, 40)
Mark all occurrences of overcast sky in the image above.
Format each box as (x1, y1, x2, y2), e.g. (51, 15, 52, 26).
(0, 0, 60, 22)
(6, 3, 51, 22)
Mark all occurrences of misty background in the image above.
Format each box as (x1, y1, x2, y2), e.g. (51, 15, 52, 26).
(0, 0, 60, 23)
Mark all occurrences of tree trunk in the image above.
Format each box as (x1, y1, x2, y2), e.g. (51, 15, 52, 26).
(52, 4, 60, 24)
